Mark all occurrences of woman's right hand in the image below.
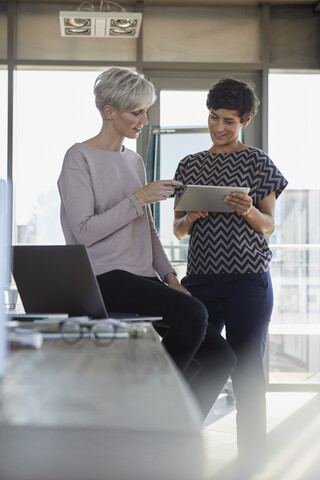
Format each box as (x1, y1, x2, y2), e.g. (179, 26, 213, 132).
(173, 209, 208, 240)
(134, 180, 183, 206)
(185, 210, 209, 223)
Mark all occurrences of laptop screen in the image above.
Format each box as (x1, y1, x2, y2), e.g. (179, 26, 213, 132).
(12, 245, 108, 319)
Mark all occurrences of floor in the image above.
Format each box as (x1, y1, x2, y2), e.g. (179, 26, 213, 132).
(202, 391, 320, 480)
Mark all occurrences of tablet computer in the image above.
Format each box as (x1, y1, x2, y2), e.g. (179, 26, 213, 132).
(174, 185, 250, 213)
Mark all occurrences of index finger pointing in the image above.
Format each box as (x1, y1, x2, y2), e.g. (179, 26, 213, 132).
(163, 180, 183, 187)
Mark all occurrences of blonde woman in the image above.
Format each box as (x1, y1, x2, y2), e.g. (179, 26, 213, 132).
(58, 67, 235, 412)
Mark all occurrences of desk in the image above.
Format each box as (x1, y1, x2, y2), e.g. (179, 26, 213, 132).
(0, 327, 205, 480)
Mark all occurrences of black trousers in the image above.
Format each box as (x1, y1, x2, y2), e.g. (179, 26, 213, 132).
(97, 270, 236, 417)
(182, 271, 273, 461)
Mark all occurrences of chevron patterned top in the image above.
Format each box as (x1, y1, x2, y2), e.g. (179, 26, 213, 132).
(174, 147, 288, 274)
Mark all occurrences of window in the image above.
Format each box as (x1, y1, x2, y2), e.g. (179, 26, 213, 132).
(267, 72, 320, 389)
(13, 69, 136, 245)
(149, 74, 319, 391)
(153, 88, 244, 278)
(0, 69, 7, 180)
(155, 90, 210, 277)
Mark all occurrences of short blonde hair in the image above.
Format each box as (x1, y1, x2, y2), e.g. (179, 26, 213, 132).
(94, 67, 156, 116)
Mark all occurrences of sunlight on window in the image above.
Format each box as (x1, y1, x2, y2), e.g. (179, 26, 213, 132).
(268, 72, 320, 387)
(14, 70, 136, 245)
(0, 70, 7, 179)
(159, 90, 210, 261)
(268, 73, 320, 189)
(160, 90, 208, 127)
(158, 79, 320, 388)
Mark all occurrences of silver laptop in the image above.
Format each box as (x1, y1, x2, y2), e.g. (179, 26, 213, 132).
(12, 245, 161, 322)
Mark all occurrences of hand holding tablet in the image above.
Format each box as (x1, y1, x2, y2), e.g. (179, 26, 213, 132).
(174, 185, 250, 213)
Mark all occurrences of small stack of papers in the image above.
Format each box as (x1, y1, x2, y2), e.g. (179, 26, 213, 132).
(7, 316, 149, 340)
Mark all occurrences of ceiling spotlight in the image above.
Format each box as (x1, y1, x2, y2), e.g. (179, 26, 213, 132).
(59, 2, 142, 38)
(110, 28, 135, 36)
(65, 27, 92, 36)
(111, 18, 137, 29)
(64, 18, 91, 28)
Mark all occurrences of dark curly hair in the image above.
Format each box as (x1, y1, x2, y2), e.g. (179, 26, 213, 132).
(206, 78, 260, 123)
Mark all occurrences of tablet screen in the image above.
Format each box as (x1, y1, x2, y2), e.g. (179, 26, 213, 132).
(174, 185, 250, 212)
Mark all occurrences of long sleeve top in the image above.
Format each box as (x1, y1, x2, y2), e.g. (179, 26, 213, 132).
(58, 143, 175, 280)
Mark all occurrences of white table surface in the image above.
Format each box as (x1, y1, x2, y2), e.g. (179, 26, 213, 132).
(0, 326, 205, 480)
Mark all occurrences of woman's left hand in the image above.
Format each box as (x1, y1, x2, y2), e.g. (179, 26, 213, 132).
(164, 272, 191, 296)
(224, 192, 253, 216)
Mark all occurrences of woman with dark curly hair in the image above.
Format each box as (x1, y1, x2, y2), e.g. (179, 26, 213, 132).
(173, 78, 288, 470)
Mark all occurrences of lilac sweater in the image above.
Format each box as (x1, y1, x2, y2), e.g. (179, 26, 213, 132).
(58, 143, 175, 280)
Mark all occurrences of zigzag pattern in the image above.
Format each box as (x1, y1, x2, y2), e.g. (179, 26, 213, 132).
(174, 147, 288, 274)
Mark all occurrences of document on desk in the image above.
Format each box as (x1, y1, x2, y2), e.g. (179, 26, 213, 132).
(7, 316, 89, 334)
(7, 317, 149, 339)
(9, 313, 69, 321)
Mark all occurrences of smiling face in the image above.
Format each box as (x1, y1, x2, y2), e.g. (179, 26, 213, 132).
(208, 108, 251, 152)
(103, 105, 149, 139)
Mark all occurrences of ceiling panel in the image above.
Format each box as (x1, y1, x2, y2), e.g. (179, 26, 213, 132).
(9, 0, 320, 6)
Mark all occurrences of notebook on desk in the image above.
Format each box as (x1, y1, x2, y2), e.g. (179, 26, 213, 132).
(12, 245, 162, 322)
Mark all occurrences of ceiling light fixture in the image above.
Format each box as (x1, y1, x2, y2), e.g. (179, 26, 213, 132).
(59, 1, 142, 38)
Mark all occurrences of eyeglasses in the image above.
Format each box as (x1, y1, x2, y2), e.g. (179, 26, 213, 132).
(59, 319, 147, 346)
